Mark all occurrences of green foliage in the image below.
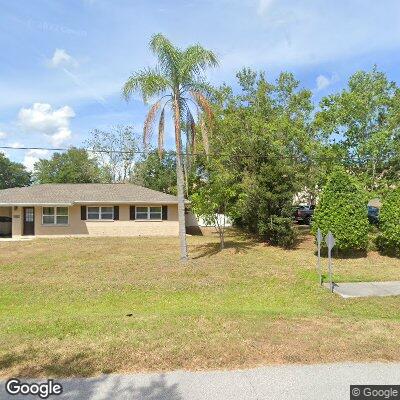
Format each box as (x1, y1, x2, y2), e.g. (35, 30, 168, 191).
(377, 189, 400, 256)
(315, 66, 400, 191)
(191, 164, 239, 249)
(33, 148, 103, 184)
(86, 125, 139, 183)
(258, 216, 297, 248)
(0, 153, 31, 189)
(312, 167, 369, 251)
(206, 69, 312, 248)
(132, 150, 177, 194)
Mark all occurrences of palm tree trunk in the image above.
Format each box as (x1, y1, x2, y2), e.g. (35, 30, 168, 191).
(173, 92, 189, 262)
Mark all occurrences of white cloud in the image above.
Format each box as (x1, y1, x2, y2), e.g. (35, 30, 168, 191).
(23, 149, 50, 172)
(257, 0, 274, 16)
(0, 131, 7, 139)
(18, 103, 75, 146)
(316, 74, 339, 92)
(47, 49, 78, 69)
(8, 142, 23, 148)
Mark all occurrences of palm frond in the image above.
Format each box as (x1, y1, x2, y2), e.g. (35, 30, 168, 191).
(122, 68, 171, 102)
(184, 79, 214, 97)
(191, 91, 213, 120)
(158, 107, 165, 158)
(149, 33, 179, 78)
(200, 116, 210, 156)
(180, 45, 218, 80)
(143, 100, 161, 148)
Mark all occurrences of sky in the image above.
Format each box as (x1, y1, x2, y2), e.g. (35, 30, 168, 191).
(1, 0, 400, 170)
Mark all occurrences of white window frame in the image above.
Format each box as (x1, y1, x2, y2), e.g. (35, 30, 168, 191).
(86, 206, 114, 221)
(42, 207, 69, 226)
(135, 206, 162, 221)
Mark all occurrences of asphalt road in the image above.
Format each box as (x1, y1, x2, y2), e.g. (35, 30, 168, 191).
(1, 362, 400, 400)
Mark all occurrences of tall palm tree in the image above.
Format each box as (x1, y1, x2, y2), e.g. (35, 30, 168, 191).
(123, 34, 218, 261)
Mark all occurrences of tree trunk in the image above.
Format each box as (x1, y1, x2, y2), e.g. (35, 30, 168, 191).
(173, 92, 189, 262)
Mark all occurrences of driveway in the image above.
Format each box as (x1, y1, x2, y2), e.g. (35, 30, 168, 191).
(1, 362, 400, 399)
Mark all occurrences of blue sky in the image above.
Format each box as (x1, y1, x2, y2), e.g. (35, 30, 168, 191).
(1, 0, 400, 169)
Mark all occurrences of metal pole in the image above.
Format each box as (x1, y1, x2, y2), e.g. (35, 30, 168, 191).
(328, 248, 333, 293)
(318, 242, 322, 286)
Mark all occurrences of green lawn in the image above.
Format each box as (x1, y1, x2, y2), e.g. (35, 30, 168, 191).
(0, 228, 400, 377)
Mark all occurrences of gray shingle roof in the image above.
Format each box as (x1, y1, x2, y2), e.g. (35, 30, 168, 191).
(0, 184, 179, 205)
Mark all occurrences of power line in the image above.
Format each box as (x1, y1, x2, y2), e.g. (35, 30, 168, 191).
(1, 145, 323, 162)
(0, 145, 265, 158)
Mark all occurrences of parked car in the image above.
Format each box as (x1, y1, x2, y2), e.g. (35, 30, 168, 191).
(293, 205, 315, 225)
(367, 206, 379, 225)
(0, 216, 12, 237)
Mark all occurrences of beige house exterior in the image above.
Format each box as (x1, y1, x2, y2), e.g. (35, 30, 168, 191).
(0, 184, 180, 238)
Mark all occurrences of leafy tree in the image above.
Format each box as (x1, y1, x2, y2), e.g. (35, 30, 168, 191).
(377, 189, 400, 256)
(207, 69, 314, 247)
(312, 167, 369, 252)
(33, 148, 103, 184)
(132, 150, 177, 194)
(315, 66, 400, 191)
(122, 34, 218, 262)
(0, 152, 31, 189)
(86, 125, 139, 183)
(191, 164, 238, 250)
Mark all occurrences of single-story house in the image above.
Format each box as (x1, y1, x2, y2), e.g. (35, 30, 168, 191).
(0, 183, 182, 238)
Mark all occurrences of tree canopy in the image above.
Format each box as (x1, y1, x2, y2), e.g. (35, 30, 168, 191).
(132, 150, 177, 194)
(315, 66, 400, 192)
(0, 152, 31, 189)
(33, 148, 103, 184)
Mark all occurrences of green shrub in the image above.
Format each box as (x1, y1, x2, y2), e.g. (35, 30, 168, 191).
(377, 189, 400, 256)
(311, 167, 369, 251)
(258, 216, 297, 248)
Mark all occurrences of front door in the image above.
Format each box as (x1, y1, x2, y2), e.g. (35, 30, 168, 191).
(23, 207, 35, 236)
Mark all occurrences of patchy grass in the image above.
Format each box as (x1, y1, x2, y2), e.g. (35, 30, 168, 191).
(0, 228, 399, 377)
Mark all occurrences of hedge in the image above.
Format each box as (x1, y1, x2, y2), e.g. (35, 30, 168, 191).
(377, 188, 400, 256)
(311, 167, 369, 251)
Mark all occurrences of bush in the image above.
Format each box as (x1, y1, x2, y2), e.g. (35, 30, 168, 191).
(377, 189, 400, 256)
(311, 167, 369, 251)
(258, 216, 297, 248)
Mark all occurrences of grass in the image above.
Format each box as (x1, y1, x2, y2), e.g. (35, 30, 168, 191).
(0, 227, 400, 378)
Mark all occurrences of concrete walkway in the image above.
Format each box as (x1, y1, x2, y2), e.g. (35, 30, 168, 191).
(1, 363, 400, 400)
(0, 236, 34, 242)
(324, 281, 400, 298)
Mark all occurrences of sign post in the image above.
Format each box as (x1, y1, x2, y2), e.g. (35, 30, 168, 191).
(325, 231, 336, 293)
(316, 228, 323, 286)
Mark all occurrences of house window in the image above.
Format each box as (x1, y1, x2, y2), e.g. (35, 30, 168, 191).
(135, 206, 162, 220)
(87, 206, 114, 220)
(42, 207, 69, 225)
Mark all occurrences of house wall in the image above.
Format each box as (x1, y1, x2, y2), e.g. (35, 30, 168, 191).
(11, 204, 179, 237)
(12, 207, 22, 237)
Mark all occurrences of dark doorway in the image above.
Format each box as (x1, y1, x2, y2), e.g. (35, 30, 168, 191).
(23, 207, 35, 236)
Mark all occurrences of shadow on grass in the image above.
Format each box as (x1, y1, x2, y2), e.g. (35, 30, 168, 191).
(191, 239, 258, 259)
(313, 248, 368, 260)
(0, 353, 24, 370)
(377, 248, 400, 260)
(293, 225, 313, 250)
(5, 352, 99, 378)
